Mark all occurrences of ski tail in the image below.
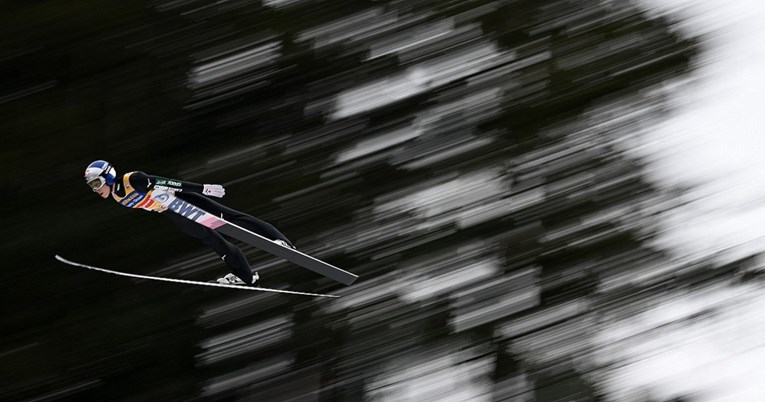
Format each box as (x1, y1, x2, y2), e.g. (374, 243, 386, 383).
(54, 255, 339, 298)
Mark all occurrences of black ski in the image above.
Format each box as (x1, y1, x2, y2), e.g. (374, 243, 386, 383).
(154, 192, 358, 285)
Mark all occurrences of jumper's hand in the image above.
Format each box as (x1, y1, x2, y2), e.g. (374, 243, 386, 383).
(203, 184, 225, 198)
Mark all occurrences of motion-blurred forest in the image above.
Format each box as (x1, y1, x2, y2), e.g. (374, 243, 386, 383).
(1, 0, 715, 400)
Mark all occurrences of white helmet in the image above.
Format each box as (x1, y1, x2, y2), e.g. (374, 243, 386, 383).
(84, 160, 117, 192)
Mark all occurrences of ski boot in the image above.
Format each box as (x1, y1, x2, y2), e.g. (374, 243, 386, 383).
(273, 239, 295, 249)
(215, 272, 259, 286)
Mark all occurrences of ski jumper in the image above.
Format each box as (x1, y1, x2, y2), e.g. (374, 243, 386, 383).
(111, 171, 293, 283)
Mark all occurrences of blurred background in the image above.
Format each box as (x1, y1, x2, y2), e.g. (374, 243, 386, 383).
(3, 0, 765, 400)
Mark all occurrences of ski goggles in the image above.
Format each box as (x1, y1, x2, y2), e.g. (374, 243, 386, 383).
(86, 177, 106, 192)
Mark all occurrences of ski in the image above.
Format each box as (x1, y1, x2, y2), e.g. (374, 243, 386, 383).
(55, 255, 339, 298)
(152, 192, 359, 285)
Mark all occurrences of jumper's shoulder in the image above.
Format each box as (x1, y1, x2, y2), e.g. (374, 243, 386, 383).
(125, 171, 149, 180)
(125, 171, 152, 192)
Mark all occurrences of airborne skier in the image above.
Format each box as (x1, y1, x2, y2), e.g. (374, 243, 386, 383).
(83, 160, 295, 286)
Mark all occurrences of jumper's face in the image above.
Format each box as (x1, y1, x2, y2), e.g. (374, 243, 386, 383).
(85, 175, 111, 199)
(95, 184, 111, 198)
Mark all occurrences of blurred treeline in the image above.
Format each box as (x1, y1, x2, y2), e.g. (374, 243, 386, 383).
(1, 0, 697, 400)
